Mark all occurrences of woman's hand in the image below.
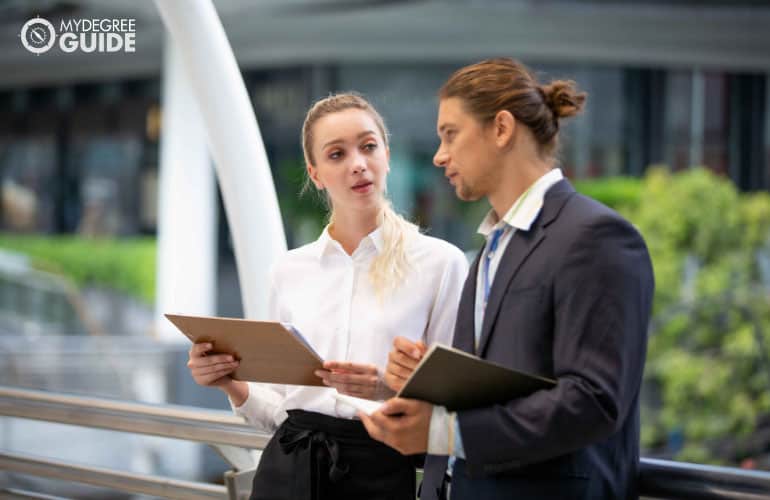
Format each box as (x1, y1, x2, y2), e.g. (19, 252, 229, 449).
(384, 337, 427, 392)
(187, 342, 240, 388)
(315, 361, 394, 401)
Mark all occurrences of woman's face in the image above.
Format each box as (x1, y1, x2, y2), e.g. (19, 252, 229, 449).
(308, 108, 390, 213)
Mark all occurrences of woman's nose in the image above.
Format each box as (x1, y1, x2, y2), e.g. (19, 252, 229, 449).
(351, 152, 367, 173)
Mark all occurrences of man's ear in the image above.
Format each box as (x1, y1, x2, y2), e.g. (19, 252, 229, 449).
(493, 110, 516, 149)
(307, 164, 324, 189)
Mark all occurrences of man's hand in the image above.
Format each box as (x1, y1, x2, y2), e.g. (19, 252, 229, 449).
(315, 361, 394, 400)
(358, 397, 433, 455)
(384, 337, 427, 392)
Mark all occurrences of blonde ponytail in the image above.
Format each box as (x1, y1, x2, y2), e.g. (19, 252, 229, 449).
(370, 200, 418, 297)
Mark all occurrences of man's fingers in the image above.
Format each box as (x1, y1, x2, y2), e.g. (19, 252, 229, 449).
(381, 397, 416, 416)
(389, 349, 421, 370)
(359, 412, 386, 442)
(393, 336, 423, 360)
(383, 373, 405, 392)
(386, 358, 415, 379)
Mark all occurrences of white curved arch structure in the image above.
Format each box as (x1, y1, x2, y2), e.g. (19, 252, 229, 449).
(154, 0, 287, 320)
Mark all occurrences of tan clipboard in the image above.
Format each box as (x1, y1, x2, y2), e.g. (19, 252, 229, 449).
(165, 313, 324, 386)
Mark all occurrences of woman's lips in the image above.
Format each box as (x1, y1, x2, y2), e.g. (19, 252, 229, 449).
(352, 181, 373, 193)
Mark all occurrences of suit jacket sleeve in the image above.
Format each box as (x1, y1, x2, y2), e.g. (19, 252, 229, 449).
(458, 214, 654, 474)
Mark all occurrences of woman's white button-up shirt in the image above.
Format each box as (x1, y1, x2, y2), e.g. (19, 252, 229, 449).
(233, 226, 468, 432)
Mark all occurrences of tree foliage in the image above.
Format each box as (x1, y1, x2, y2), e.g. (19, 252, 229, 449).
(579, 168, 770, 465)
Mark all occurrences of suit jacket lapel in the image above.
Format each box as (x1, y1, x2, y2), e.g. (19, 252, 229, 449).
(452, 248, 482, 354)
(475, 179, 576, 357)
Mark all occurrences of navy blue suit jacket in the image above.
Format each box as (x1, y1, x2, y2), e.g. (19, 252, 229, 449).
(421, 179, 654, 500)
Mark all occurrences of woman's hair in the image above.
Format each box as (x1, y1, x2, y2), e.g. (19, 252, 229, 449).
(301, 92, 417, 296)
(439, 58, 587, 158)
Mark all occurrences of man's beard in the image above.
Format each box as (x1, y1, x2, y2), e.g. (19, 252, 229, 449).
(457, 179, 483, 201)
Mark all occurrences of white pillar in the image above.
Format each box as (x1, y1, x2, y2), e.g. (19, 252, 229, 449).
(154, 0, 287, 320)
(154, 37, 217, 342)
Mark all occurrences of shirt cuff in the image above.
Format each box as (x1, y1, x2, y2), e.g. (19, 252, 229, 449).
(453, 413, 466, 459)
(428, 405, 452, 455)
(229, 382, 284, 432)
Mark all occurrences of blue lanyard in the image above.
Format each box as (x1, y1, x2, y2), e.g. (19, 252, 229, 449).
(482, 227, 505, 310)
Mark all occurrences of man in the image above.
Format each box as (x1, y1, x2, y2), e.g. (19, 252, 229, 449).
(359, 58, 655, 499)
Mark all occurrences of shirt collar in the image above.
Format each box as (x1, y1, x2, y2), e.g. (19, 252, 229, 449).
(314, 224, 384, 261)
(477, 168, 564, 236)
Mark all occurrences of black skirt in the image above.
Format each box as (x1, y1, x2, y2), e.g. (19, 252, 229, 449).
(250, 409, 416, 500)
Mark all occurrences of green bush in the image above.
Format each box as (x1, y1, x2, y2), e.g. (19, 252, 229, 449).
(579, 169, 770, 465)
(573, 175, 643, 212)
(620, 168, 770, 465)
(0, 234, 156, 303)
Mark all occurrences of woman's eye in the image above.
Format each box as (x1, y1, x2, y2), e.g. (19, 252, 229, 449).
(363, 143, 377, 151)
(328, 151, 342, 160)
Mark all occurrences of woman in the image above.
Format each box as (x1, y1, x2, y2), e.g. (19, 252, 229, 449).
(187, 92, 468, 499)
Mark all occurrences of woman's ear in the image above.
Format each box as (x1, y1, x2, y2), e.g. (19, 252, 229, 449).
(494, 110, 516, 149)
(307, 164, 324, 189)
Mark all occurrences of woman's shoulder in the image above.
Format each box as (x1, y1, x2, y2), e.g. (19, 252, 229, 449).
(408, 231, 468, 267)
(269, 240, 323, 278)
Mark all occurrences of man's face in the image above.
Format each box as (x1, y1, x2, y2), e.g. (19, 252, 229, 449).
(433, 97, 500, 201)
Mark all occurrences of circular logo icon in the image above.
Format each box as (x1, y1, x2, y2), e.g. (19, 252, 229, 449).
(20, 17, 56, 54)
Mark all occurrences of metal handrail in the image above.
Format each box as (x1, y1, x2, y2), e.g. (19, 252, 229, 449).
(3, 386, 770, 499)
(0, 386, 270, 449)
(0, 450, 228, 499)
(0, 385, 269, 499)
(639, 458, 770, 499)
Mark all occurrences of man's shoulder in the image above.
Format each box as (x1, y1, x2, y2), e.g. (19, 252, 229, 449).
(558, 192, 637, 233)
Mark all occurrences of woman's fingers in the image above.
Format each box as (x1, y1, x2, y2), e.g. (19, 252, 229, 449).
(197, 367, 237, 385)
(186, 341, 238, 387)
(316, 370, 378, 387)
(193, 360, 239, 376)
(189, 342, 213, 357)
(323, 361, 377, 374)
(187, 353, 235, 368)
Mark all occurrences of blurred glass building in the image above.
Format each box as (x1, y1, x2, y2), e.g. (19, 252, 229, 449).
(1, 0, 768, 253)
